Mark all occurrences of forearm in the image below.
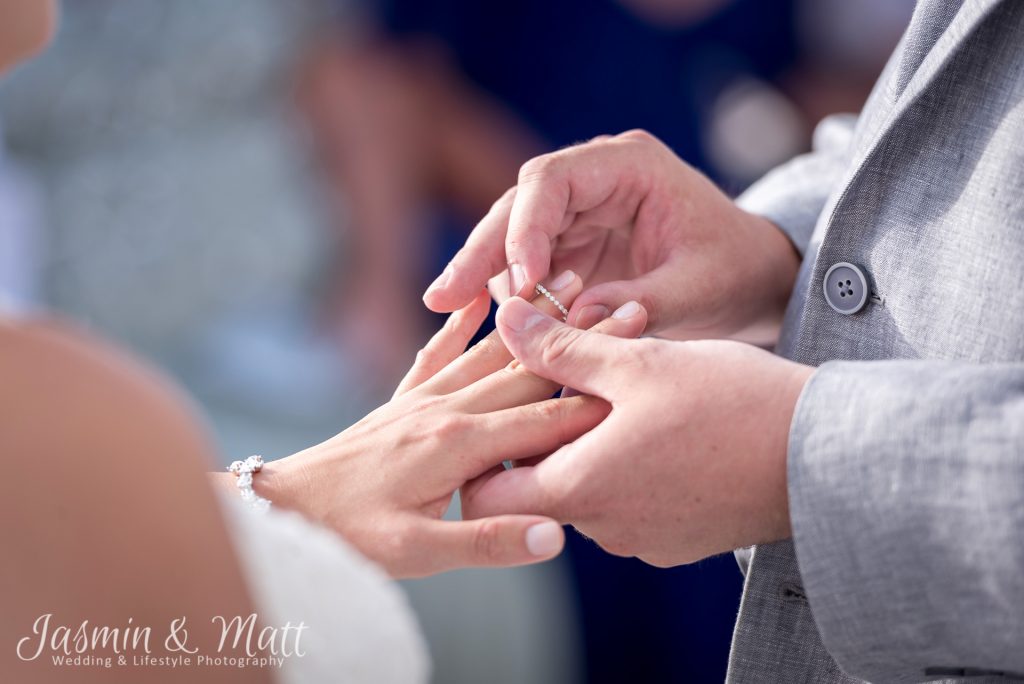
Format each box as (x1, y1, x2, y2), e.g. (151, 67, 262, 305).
(728, 211, 801, 346)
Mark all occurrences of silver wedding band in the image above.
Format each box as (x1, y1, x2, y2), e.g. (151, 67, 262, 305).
(535, 283, 569, 321)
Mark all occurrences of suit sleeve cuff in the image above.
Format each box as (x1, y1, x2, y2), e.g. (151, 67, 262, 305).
(787, 360, 1024, 681)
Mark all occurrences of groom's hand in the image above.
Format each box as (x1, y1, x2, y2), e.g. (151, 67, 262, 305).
(423, 130, 800, 340)
(258, 273, 650, 578)
(460, 297, 814, 567)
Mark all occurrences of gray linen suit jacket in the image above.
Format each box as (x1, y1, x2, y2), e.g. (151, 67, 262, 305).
(727, 0, 1024, 682)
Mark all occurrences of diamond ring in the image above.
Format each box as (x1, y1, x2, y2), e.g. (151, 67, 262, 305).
(534, 283, 569, 321)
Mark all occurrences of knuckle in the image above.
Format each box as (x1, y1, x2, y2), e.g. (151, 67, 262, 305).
(472, 518, 505, 562)
(530, 398, 563, 424)
(518, 154, 559, 184)
(429, 413, 468, 445)
(539, 327, 581, 369)
(596, 534, 632, 557)
(619, 128, 657, 144)
(504, 233, 532, 254)
(495, 364, 523, 385)
(524, 397, 573, 436)
(374, 520, 417, 570)
(631, 337, 657, 369)
(414, 393, 446, 413)
(619, 337, 661, 378)
(391, 521, 417, 554)
(415, 345, 439, 368)
(469, 334, 507, 363)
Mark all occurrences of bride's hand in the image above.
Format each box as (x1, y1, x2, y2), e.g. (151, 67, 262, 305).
(252, 271, 647, 578)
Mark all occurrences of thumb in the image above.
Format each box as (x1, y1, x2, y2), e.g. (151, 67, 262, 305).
(407, 516, 565, 576)
(495, 296, 628, 398)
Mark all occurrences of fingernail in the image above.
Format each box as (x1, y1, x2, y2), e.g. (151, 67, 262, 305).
(426, 264, 452, 295)
(548, 269, 576, 292)
(526, 521, 563, 557)
(574, 304, 609, 329)
(509, 263, 526, 296)
(501, 298, 548, 332)
(612, 300, 640, 319)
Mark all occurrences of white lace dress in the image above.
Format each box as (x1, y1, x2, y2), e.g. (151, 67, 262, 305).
(219, 494, 431, 684)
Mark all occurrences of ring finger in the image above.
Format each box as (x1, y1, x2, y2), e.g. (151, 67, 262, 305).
(417, 269, 583, 396)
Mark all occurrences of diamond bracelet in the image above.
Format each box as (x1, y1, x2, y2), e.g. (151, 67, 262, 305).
(227, 455, 271, 512)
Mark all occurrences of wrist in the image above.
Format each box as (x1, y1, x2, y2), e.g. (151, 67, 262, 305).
(741, 210, 801, 316)
(694, 210, 800, 346)
(229, 448, 315, 511)
(208, 454, 312, 514)
(770, 361, 815, 541)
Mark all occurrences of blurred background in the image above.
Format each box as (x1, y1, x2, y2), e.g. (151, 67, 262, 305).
(0, 0, 913, 681)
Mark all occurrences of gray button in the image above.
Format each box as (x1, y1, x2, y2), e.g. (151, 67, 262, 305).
(823, 262, 869, 314)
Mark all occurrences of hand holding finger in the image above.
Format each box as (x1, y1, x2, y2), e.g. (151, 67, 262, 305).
(495, 297, 636, 399)
(422, 188, 517, 313)
(459, 299, 648, 412)
(452, 394, 611, 478)
(567, 255, 687, 332)
(456, 301, 646, 511)
(426, 134, 646, 311)
(504, 135, 655, 298)
(459, 450, 577, 523)
(416, 269, 582, 396)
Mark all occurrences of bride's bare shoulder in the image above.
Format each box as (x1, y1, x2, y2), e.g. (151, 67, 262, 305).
(0, 318, 272, 684)
(0, 316, 214, 465)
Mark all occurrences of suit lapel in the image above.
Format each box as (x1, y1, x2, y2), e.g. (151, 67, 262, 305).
(842, 0, 1004, 185)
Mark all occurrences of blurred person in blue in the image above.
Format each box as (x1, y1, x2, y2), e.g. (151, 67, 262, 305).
(297, 0, 803, 388)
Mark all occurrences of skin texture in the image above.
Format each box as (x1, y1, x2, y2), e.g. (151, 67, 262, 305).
(1, 276, 646, 684)
(426, 130, 813, 567)
(0, 3, 646, 676)
(461, 298, 815, 567)
(423, 129, 801, 343)
(0, 0, 57, 74)
(212, 273, 650, 578)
